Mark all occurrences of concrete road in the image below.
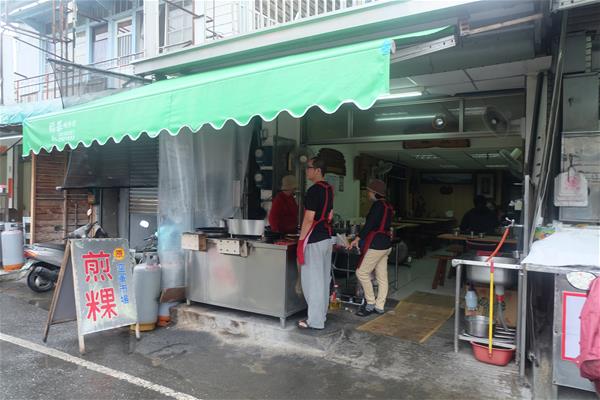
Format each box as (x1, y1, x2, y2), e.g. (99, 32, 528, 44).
(1, 276, 595, 400)
(0, 278, 416, 400)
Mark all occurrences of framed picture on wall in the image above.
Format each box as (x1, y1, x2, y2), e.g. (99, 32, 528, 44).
(476, 174, 495, 198)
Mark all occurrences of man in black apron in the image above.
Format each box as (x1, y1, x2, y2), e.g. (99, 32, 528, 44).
(349, 179, 393, 317)
(296, 157, 334, 329)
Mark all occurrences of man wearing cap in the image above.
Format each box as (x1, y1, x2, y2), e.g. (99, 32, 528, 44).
(349, 179, 394, 316)
(269, 175, 299, 234)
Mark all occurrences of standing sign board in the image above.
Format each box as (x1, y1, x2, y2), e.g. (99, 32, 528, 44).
(44, 238, 137, 353)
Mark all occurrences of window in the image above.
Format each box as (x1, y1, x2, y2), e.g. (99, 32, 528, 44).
(74, 30, 88, 64)
(92, 24, 109, 64)
(165, 0, 193, 49)
(116, 19, 133, 65)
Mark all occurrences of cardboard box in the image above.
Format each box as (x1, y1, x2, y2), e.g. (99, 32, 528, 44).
(181, 232, 207, 251)
(463, 285, 517, 328)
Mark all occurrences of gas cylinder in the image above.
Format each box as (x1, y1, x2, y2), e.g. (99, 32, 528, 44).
(2, 223, 24, 271)
(132, 254, 161, 331)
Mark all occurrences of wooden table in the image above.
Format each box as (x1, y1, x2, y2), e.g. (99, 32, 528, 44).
(438, 233, 518, 245)
(406, 217, 455, 222)
(399, 219, 438, 225)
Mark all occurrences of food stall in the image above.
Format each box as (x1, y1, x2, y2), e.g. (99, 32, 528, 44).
(183, 226, 304, 328)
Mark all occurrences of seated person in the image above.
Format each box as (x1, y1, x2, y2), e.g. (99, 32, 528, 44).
(460, 195, 498, 234)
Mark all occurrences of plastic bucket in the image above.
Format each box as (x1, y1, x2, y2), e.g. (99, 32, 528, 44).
(470, 341, 515, 366)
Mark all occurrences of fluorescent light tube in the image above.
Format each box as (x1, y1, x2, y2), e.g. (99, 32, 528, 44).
(378, 91, 424, 101)
(375, 114, 435, 122)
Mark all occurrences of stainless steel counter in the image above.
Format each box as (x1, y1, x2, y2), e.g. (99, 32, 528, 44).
(185, 238, 306, 327)
(525, 263, 599, 393)
(524, 263, 600, 275)
(451, 255, 526, 376)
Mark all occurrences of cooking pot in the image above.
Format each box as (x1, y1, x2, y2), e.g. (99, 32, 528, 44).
(226, 219, 265, 237)
(465, 315, 495, 338)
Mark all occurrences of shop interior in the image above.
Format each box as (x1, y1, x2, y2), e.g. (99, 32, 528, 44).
(237, 83, 528, 307)
(296, 91, 526, 299)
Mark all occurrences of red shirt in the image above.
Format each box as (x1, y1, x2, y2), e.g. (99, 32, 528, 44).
(269, 192, 298, 234)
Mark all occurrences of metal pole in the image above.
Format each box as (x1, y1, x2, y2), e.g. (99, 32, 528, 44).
(516, 268, 523, 366)
(30, 154, 37, 244)
(530, 10, 568, 244)
(453, 263, 462, 353)
(519, 268, 528, 377)
(524, 175, 531, 256)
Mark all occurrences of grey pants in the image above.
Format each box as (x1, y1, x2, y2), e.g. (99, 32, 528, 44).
(301, 238, 332, 329)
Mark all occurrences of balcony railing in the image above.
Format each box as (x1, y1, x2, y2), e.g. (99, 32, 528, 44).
(160, 0, 380, 53)
(15, 0, 382, 98)
(250, 0, 379, 30)
(14, 52, 143, 104)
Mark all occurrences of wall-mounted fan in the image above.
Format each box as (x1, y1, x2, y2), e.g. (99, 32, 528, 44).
(372, 160, 393, 180)
(289, 146, 315, 169)
(483, 106, 512, 135)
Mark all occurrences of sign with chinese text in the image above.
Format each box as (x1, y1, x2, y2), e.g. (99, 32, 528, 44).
(71, 238, 137, 335)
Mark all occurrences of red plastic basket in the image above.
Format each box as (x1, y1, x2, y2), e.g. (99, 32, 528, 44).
(470, 341, 515, 366)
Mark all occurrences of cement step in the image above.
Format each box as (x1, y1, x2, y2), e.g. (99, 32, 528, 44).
(171, 302, 347, 353)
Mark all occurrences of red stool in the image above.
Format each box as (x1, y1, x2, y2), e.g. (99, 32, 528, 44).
(431, 255, 454, 289)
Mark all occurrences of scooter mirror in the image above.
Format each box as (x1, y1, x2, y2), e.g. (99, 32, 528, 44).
(86, 208, 93, 217)
(139, 220, 150, 229)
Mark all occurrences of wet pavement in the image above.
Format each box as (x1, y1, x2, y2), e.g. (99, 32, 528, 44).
(1, 275, 593, 400)
(0, 278, 425, 400)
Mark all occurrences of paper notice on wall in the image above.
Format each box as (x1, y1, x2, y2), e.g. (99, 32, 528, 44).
(554, 172, 588, 207)
(562, 291, 587, 362)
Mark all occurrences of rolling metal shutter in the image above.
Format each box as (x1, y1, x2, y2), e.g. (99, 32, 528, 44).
(129, 187, 158, 214)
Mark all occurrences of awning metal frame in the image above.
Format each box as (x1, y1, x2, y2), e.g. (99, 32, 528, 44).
(391, 34, 456, 64)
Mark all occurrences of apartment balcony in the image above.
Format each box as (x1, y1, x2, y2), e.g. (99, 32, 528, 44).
(135, 0, 476, 76)
(14, 52, 143, 104)
(172, 0, 382, 50)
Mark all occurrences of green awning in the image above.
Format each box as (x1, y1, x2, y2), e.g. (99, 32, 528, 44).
(1, 99, 63, 127)
(23, 27, 449, 155)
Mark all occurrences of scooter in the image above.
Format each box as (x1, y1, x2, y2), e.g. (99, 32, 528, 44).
(24, 221, 108, 293)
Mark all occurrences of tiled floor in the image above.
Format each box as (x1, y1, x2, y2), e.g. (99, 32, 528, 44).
(388, 250, 457, 301)
(334, 247, 458, 302)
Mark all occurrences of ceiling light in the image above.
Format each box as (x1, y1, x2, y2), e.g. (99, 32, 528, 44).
(432, 114, 446, 129)
(439, 164, 459, 169)
(377, 90, 424, 101)
(375, 114, 435, 122)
